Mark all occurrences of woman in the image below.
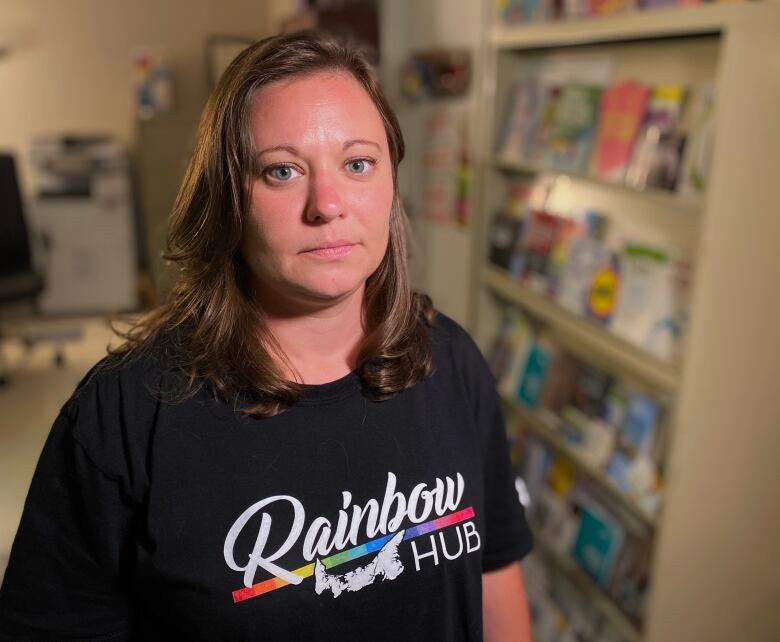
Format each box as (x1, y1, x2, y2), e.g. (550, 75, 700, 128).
(0, 31, 532, 641)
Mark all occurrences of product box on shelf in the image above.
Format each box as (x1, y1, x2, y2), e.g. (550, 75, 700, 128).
(496, 80, 539, 163)
(679, 82, 716, 197)
(571, 501, 626, 586)
(544, 84, 603, 173)
(594, 81, 651, 183)
(625, 84, 687, 191)
(611, 242, 691, 362)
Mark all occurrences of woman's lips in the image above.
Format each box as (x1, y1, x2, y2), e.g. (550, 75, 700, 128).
(303, 243, 355, 258)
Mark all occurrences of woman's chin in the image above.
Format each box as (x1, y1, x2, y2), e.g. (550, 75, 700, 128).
(281, 278, 367, 311)
(304, 283, 365, 304)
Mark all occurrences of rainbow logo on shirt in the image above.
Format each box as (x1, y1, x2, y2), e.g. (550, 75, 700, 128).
(224, 471, 482, 604)
(231, 505, 476, 603)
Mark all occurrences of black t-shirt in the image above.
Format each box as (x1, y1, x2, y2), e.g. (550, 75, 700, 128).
(0, 313, 532, 641)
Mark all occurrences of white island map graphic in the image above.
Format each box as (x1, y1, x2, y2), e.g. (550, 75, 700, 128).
(314, 530, 405, 598)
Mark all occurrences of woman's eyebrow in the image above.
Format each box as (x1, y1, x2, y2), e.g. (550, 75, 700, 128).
(256, 144, 299, 158)
(255, 139, 382, 158)
(343, 139, 382, 152)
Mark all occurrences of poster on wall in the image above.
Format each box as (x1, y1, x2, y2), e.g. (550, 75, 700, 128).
(421, 104, 471, 226)
(132, 47, 174, 120)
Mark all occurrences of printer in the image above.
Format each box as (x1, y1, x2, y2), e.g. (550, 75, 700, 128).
(29, 135, 139, 314)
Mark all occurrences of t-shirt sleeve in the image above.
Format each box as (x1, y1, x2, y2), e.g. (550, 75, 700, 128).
(0, 355, 159, 641)
(441, 315, 533, 572)
(478, 368, 534, 571)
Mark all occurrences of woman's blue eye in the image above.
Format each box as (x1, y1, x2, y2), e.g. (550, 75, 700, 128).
(268, 165, 294, 181)
(347, 159, 368, 174)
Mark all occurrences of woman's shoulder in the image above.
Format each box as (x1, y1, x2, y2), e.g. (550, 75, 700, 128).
(429, 310, 482, 359)
(56, 328, 181, 479)
(67, 327, 178, 412)
(426, 311, 501, 426)
(427, 310, 492, 384)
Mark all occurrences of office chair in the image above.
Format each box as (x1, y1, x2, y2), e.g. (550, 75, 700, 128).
(0, 153, 46, 385)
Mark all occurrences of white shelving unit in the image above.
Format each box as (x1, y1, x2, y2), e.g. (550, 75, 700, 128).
(471, 4, 780, 642)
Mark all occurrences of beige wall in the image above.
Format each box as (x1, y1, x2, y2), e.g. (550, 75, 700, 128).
(0, 0, 275, 186)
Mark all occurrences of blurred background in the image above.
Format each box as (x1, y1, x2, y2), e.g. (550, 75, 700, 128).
(0, 1, 778, 641)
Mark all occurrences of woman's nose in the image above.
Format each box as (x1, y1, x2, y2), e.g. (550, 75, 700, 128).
(305, 170, 344, 223)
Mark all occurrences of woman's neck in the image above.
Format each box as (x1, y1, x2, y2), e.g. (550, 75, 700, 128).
(260, 286, 366, 385)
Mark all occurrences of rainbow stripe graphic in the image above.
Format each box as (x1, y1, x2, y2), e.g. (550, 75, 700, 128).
(232, 505, 475, 603)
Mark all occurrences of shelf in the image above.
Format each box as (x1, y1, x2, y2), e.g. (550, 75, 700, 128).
(490, 4, 736, 50)
(482, 265, 680, 391)
(491, 156, 705, 213)
(531, 529, 643, 642)
(507, 400, 656, 535)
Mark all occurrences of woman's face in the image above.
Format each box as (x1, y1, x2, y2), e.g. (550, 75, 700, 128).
(242, 70, 394, 312)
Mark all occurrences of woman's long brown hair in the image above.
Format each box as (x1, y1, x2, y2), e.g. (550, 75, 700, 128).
(111, 31, 435, 417)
